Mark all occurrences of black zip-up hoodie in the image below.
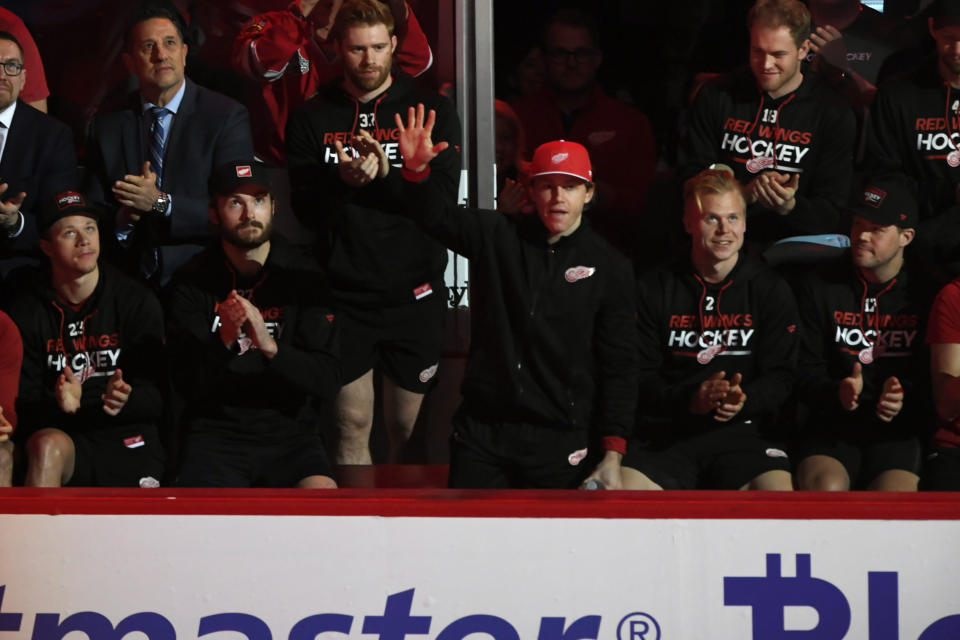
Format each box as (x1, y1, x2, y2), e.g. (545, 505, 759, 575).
(402, 176, 638, 451)
(165, 238, 340, 442)
(4, 263, 165, 437)
(680, 68, 856, 243)
(636, 252, 799, 441)
(286, 73, 462, 307)
(797, 256, 935, 435)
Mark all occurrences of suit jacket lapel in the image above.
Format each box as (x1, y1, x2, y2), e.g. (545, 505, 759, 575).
(163, 79, 196, 189)
(122, 92, 144, 177)
(0, 100, 29, 180)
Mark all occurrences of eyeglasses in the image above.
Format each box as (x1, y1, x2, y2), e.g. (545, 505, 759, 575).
(0, 60, 24, 77)
(545, 47, 598, 65)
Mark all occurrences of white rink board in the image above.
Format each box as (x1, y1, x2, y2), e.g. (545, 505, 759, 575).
(1, 515, 959, 640)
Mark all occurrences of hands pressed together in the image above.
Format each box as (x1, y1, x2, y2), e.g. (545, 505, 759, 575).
(691, 370, 747, 422)
(112, 161, 160, 220)
(336, 129, 390, 187)
(217, 290, 278, 358)
(746, 171, 798, 215)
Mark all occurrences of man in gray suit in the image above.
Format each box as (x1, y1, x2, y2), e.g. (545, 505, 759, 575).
(86, 5, 253, 286)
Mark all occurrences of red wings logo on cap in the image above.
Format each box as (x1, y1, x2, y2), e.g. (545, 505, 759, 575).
(551, 152, 569, 165)
(864, 187, 886, 207)
(236, 165, 252, 178)
(900, 213, 907, 221)
(56, 191, 84, 210)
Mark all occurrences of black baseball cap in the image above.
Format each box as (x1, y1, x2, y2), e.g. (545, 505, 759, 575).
(847, 175, 918, 229)
(37, 190, 101, 235)
(931, 0, 960, 27)
(209, 161, 272, 196)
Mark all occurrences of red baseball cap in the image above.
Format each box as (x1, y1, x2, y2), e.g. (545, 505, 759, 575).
(529, 140, 593, 183)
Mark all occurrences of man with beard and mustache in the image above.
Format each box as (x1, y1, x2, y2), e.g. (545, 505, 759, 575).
(233, 0, 433, 165)
(794, 175, 934, 492)
(165, 161, 340, 488)
(286, 0, 460, 466)
(869, 0, 960, 278)
(0, 30, 76, 268)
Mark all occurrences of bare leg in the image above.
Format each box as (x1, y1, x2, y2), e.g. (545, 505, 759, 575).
(296, 475, 338, 489)
(621, 466, 665, 490)
(335, 369, 375, 464)
(25, 428, 76, 487)
(743, 469, 793, 491)
(868, 469, 919, 492)
(381, 376, 425, 464)
(0, 441, 13, 487)
(795, 455, 850, 491)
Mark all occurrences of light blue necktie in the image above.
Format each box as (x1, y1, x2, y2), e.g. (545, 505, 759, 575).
(149, 106, 169, 187)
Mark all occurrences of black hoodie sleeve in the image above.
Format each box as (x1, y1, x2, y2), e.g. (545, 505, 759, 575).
(286, 105, 356, 235)
(737, 274, 799, 419)
(360, 96, 462, 214)
(594, 258, 640, 445)
(779, 97, 856, 236)
(678, 82, 725, 181)
(634, 270, 701, 423)
(264, 285, 340, 401)
(796, 274, 842, 410)
(105, 286, 165, 425)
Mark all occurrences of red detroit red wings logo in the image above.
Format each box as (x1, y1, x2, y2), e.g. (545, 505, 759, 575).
(419, 363, 438, 383)
(745, 156, 775, 173)
(564, 266, 596, 283)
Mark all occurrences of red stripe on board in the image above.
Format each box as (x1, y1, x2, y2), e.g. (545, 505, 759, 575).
(1, 489, 958, 519)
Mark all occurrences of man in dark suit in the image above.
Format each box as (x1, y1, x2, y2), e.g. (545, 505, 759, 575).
(86, 5, 253, 286)
(0, 30, 76, 269)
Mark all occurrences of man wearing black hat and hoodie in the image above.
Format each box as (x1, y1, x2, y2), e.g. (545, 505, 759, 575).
(2, 191, 166, 486)
(794, 175, 934, 491)
(166, 161, 339, 488)
(869, 0, 960, 277)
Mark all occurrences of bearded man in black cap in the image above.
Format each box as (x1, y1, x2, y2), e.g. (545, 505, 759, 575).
(165, 161, 339, 488)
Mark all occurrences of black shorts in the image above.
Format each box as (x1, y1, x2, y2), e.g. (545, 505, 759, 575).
(338, 293, 445, 393)
(622, 421, 791, 489)
(176, 430, 333, 487)
(795, 429, 922, 488)
(920, 445, 960, 491)
(67, 424, 165, 487)
(448, 409, 599, 489)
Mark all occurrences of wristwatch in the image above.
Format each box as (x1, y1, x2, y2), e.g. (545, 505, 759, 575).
(151, 191, 170, 216)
